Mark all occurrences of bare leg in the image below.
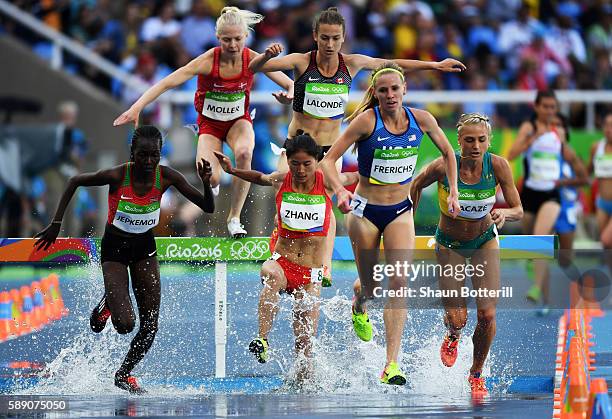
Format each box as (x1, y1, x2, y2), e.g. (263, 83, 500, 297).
(257, 260, 287, 339)
(225, 120, 255, 222)
(292, 283, 321, 382)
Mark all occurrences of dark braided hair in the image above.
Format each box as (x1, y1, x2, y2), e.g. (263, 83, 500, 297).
(130, 125, 163, 160)
(285, 130, 321, 159)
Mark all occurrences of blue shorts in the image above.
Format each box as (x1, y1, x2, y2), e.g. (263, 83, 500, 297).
(555, 204, 577, 234)
(350, 193, 413, 232)
(596, 197, 612, 215)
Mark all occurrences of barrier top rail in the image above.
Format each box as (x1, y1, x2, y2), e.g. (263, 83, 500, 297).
(0, 236, 556, 263)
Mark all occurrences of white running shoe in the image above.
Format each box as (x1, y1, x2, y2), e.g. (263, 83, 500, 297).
(227, 218, 247, 238)
(211, 185, 220, 197)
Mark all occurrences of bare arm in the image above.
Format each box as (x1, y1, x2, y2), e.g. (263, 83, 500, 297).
(34, 167, 122, 250)
(587, 142, 598, 176)
(163, 161, 214, 214)
(320, 111, 373, 212)
(346, 54, 466, 74)
(491, 155, 523, 229)
(248, 43, 304, 73)
(213, 151, 285, 187)
(114, 53, 209, 126)
(410, 158, 445, 212)
(413, 108, 460, 217)
(507, 122, 535, 161)
(558, 145, 589, 188)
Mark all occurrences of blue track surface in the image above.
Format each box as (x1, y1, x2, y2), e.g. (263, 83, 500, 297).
(0, 262, 566, 417)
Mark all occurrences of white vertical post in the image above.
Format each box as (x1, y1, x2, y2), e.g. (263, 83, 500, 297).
(50, 40, 62, 70)
(214, 262, 227, 378)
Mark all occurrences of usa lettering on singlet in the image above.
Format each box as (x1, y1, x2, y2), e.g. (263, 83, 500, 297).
(369, 147, 418, 185)
(113, 200, 161, 234)
(280, 192, 326, 232)
(303, 83, 348, 119)
(201, 91, 246, 121)
(594, 141, 612, 178)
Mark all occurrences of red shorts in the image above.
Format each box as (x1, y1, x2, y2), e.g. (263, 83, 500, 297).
(197, 114, 252, 140)
(273, 254, 312, 293)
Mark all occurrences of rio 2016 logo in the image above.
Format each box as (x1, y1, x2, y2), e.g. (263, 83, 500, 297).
(164, 243, 222, 259)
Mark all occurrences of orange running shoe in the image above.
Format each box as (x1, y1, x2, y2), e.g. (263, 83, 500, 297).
(115, 373, 147, 395)
(468, 373, 488, 396)
(440, 334, 459, 367)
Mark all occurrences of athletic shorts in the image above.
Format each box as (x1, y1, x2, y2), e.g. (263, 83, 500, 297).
(268, 252, 324, 294)
(435, 223, 498, 259)
(100, 225, 157, 266)
(597, 197, 612, 215)
(197, 114, 252, 140)
(521, 185, 560, 214)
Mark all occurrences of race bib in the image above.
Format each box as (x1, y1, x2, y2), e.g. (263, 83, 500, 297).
(530, 151, 560, 182)
(280, 192, 326, 232)
(595, 155, 612, 178)
(303, 83, 348, 119)
(201, 91, 245, 121)
(350, 193, 368, 218)
(369, 148, 418, 185)
(112, 200, 160, 234)
(456, 187, 496, 219)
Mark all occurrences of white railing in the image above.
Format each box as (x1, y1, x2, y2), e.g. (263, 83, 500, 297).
(2, 0, 610, 130)
(0, 0, 149, 93)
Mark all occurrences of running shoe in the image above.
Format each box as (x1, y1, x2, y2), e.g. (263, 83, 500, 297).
(536, 305, 550, 317)
(249, 337, 269, 363)
(228, 217, 247, 238)
(440, 334, 459, 367)
(526, 285, 541, 303)
(89, 294, 111, 333)
(468, 372, 488, 396)
(115, 373, 147, 395)
(380, 362, 406, 385)
(352, 306, 372, 342)
(211, 185, 220, 197)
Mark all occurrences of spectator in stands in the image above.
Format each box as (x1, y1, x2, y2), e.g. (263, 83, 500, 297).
(462, 73, 496, 122)
(366, 0, 393, 55)
(498, 3, 542, 72)
(141, 2, 181, 43)
(180, 1, 217, 59)
(587, 8, 612, 61)
(519, 27, 571, 88)
(122, 52, 163, 126)
(545, 14, 587, 67)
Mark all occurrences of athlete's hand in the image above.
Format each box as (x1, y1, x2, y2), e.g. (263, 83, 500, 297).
(272, 90, 293, 105)
(336, 188, 353, 214)
(113, 106, 140, 127)
(34, 223, 61, 251)
(435, 58, 466, 73)
(447, 192, 461, 218)
(213, 151, 233, 174)
(197, 158, 213, 184)
(264, 43, 283, 59)
(491, 209, 506, 230)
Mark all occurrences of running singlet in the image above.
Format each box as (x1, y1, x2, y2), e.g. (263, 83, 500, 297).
(276, 170, 332, 239)
(438, 152, 497, 220)
(524, 129, 563, 191)
(194, 47, 254, 122)
(357, 106, 424, 185)
(107, 163, 163, 234)
(292, 51, 352, 120)
(594, 140, 612, 178)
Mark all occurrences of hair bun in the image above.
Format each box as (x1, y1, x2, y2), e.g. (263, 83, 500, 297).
(221, 6, 239, 14)
(327, 6, 339, 12)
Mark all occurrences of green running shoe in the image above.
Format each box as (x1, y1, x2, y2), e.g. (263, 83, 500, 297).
(249, 337, 269, 363)
(352, 307, 372, 342)
(526, 285, 541, 303)
(380, 362, 406, 385)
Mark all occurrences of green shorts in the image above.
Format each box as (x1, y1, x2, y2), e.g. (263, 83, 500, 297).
(435, 223, 498, 258)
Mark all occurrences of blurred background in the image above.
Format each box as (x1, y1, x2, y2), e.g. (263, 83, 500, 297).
(0, 0, 609, 240)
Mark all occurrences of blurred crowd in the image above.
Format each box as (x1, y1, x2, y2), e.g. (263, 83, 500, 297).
(6, 0, 611, 128)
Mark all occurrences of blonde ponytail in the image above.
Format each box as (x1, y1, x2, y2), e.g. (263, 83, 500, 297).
(345, 61, 405, 123)
(216, 7, 264, 35)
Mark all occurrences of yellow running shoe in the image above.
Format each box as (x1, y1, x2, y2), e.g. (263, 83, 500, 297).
(249, 337, 269, 363)
(352, 307, 372, 342)
(380, 362, 406, 385)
